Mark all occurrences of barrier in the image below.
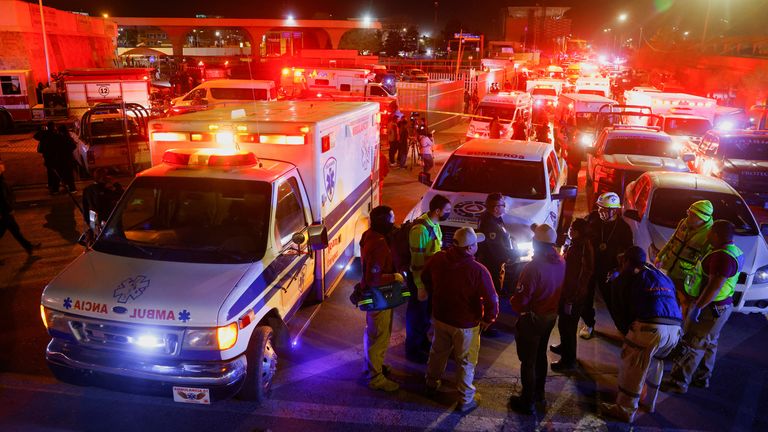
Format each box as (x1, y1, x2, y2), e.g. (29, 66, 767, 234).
(396, 80, 465, 131)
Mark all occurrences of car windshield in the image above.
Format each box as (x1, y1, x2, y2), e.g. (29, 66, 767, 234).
(604, 136, 677, 157)
(89, 118, 143, 145)
(718, 136, 768, 161)
(477, 105, 516, 122)
(532, 87, 557, 96)
(434, 155, 546, 199)
(665, 118, 712, 136)
(576, 112, 598, 129)
(209, 87, 269, 101)
(94, 177, 271, 264)
(649, 188, 758, 235)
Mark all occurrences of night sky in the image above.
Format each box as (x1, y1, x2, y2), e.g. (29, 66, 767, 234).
(39, 0, 767, 40)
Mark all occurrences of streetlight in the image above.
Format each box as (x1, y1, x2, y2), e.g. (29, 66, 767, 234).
(618, 13, 628, 22)
(362, 15, 371, 26)
(102, 13, 109, 18)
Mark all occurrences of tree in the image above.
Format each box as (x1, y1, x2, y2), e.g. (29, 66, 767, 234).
(383, 30, 405, 57)
(338, 29, 382, 54)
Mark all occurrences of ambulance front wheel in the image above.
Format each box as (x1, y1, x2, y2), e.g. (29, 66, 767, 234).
(238, 325, 277, 405)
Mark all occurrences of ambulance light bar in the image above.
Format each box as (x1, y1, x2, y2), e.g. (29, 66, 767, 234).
(153, 131, 306, 145)
(162, 149, 258, 167)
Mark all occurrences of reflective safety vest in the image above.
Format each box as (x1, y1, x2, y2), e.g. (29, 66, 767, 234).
(685, 243, 744, 302)
(658, 219, 712, 283)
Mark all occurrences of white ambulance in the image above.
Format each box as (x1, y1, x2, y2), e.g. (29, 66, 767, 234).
(40, 101, 381, 404)
(467, 92, 533, 139)
(170, 80, 277, 114)
(574, 77, 611, 98)
(526, 78, 565, 110)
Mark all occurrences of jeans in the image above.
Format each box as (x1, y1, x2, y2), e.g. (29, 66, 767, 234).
(405, 293, 432, 356)
(557, 307, 580, 364)
(388, 140, 400, 165)
(421, 154, 434, 173)
(364, 308, 394, 382)
(515, 312, 557, 403)
(426, 320, 481, 405)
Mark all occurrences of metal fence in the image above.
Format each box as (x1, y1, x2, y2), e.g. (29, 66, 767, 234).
(396, 80, 465, 131)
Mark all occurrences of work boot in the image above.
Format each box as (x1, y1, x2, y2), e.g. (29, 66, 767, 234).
(368, 375, 399, 392)
(599, 402, 635, 423)
(508, 395, 536, 415)
(692, 377, 710, 389)
(660, 377, 688, 394)
(550, 360, 577, 373)
(456, 395, 480, 415)
(549, 344, 562, 355)
(579, 325, 594, 339)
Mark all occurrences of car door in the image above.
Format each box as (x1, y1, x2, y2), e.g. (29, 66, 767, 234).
(272, 174, 314, 312)
(587, 130, 607, 181)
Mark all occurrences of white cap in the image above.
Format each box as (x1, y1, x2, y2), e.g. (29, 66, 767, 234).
(454, 227, 486, 247)
(531, 223, 557, 245)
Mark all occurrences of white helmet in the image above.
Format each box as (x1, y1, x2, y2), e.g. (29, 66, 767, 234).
(596, 192, 621, 209)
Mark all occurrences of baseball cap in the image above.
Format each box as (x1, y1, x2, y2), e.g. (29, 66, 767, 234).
(453, 227, 485, 247)
(531, 223, 557, 245)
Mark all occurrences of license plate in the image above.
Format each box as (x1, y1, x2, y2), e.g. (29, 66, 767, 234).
(172, 386, 210, 404)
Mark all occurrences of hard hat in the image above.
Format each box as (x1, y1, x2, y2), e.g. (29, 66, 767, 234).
(596, 192, 621, 209)
(688, 200, 713, 221)
(531, 223, 557, 245)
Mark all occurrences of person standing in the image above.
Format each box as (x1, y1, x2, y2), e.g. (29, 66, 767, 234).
(655, 200, 713, 314)
(476, 193, 515, 294)
(509, 224, 565, 415)
(488, 116, 502, 139)
(405, 194, 451, 363)
(397, 118, 409, 169)
(580, 192, 634, 339)
(360, 205, 404, 392)
(661, 220, 743, 394)
(422, 227, 498, 414)
(82, 168, 123, 239)
(600, 247, 682, 423)
(511, 116, 528, 140)
(35, 121, 64, 195)
(550, 218, 594, 371)
(418, 132, 434, 175)
(55, 125, 77, 193)
(387, 116, 399, 167)
(464, 89, 470, 114)
(0, 159, 41, 255)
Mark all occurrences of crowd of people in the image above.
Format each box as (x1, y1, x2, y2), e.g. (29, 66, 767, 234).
(356, 190, 744, 422)
(385, 109, 434, 178)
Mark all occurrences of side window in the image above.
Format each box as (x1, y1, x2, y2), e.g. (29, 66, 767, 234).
(274, 177, 307, 246)
(635, 178, 651, 215)
(369, 86, 387, 97)
(340, 84, 351, 92)
(546, 152, 559, 191)
(0, 76, 22, 95)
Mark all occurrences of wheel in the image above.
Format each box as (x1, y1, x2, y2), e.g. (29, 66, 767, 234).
(237, 326, 277, 404)
(0, 111, 13, 133)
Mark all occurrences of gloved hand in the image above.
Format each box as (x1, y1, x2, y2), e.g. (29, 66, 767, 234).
(687, 306, 702, 323)
(392, 273, 404, 284)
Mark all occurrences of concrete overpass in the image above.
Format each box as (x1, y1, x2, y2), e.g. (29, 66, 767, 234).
(112, 17, 382, 58)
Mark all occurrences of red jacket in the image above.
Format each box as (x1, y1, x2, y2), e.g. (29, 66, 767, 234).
(422, 248, 499, 328)
(360, 229, 397, 288)
(511, 247, 565, 316)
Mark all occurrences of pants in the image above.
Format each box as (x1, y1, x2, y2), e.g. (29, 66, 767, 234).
(388, 140, 400, 165)
(364, 308, 394, 382)
(0, 213, 33, 251)
(515, 312, 557, 403)
(426, 320, 481, 405)
(580, 275, 598, 328)
(397, 140, 408, 167)
(566, 160, 580, 186)
(557, 307, 581, 364)
(669, 303, 732, 388)
(616, 322, 681, 415)
(46, 163, 75, 193)
(405, 291, 432, 356)
(421, 154, 434, 173)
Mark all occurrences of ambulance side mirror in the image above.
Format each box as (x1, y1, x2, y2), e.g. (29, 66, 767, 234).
(624, 209, 641, 222)
(552, 185, 577, 200)
(306, 224, 329, 250)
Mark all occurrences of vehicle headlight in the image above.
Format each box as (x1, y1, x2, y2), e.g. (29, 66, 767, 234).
(722, 170, 739, 188)
(580, 133, 594, 146)
(40, 306, 71, 334)
(183, 322, 238, 351)
(754, 265, 768, 284)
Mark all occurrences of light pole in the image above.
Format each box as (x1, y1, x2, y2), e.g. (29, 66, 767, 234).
(38, 0, 51, 85)
(701, 0, 712, 46)
(616, 13, 628, 56)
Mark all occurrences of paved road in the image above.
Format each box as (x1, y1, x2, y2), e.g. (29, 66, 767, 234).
(1, 125, 767, 431)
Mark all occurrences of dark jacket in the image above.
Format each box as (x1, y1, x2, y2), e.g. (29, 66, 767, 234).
(511, 247, 565, 316)
(608, 264, 683, 335)
(422, 247, 499, 328)
(82, 181, 123, 226)
(476, 212, 515, 269)
(560, 237, 594, 309)
(587, 210, 634, 278)
(360, 229, 397, 289)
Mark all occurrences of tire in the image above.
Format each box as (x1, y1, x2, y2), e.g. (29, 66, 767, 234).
(0, 111, 13, 133)
(237, 326, 277, 405)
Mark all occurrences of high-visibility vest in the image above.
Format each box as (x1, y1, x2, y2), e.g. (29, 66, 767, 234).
(685, 243, 744, 302)
(658, 219, 712, 282)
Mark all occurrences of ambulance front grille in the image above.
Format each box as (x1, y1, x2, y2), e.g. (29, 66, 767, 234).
(68, 318, 182, 356)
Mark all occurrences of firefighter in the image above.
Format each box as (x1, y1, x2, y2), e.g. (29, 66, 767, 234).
(655, 200, 714, 315)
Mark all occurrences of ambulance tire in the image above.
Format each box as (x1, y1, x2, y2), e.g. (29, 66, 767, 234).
(238, 326, 277, 405)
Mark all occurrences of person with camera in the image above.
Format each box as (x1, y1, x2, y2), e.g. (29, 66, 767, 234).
(359, 205, 404, 392)
(82, 168, 124, 243)
(422, 227, 498, 414)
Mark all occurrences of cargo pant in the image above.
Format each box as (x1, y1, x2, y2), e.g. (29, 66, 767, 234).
(616, 322, 681, 415)
(515, 312, 557, 404)
(668, 303, 732, 390)
(425, 319, 481, 405)
(364, 308, 394, 382)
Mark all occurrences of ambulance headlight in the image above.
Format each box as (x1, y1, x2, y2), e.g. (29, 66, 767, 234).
(754, 265, 768, 284)
(580, 133, 594, 146)
(183, 323, 238, 351)
(135, 334, 165, 349)
(40, 306, 71, 334)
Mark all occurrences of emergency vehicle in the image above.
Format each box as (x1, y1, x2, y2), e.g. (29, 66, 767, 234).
(526, 79, 565, 111)
(407, 138, 577, 264)
(685, 129, 768, 206)
(585, 119, 692, 210)
(0, 70, 36, 130)
(553, 93, 618, 160)
(40, 101, 381, 404)
(283, 67, 397, 100)
(574, 77, 611, 98)
(466, 92, 532, 139)
(624, 91, 716, 125)
(623, 171, 768, 314)
(169, 80, 277, 115)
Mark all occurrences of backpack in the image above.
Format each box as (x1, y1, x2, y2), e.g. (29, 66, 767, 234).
(391, 218, 436, 272)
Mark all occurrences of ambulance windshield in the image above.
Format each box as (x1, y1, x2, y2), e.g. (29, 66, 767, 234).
(95, 177, 271, 263)
(664, 117, 712, 137)
(434, 155, 546, 200)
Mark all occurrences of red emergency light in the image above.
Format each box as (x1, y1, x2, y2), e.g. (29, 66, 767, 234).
(162, 149, 259, 168)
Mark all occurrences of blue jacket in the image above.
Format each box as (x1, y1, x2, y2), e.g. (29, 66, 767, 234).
(608, 264, 682, 334)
